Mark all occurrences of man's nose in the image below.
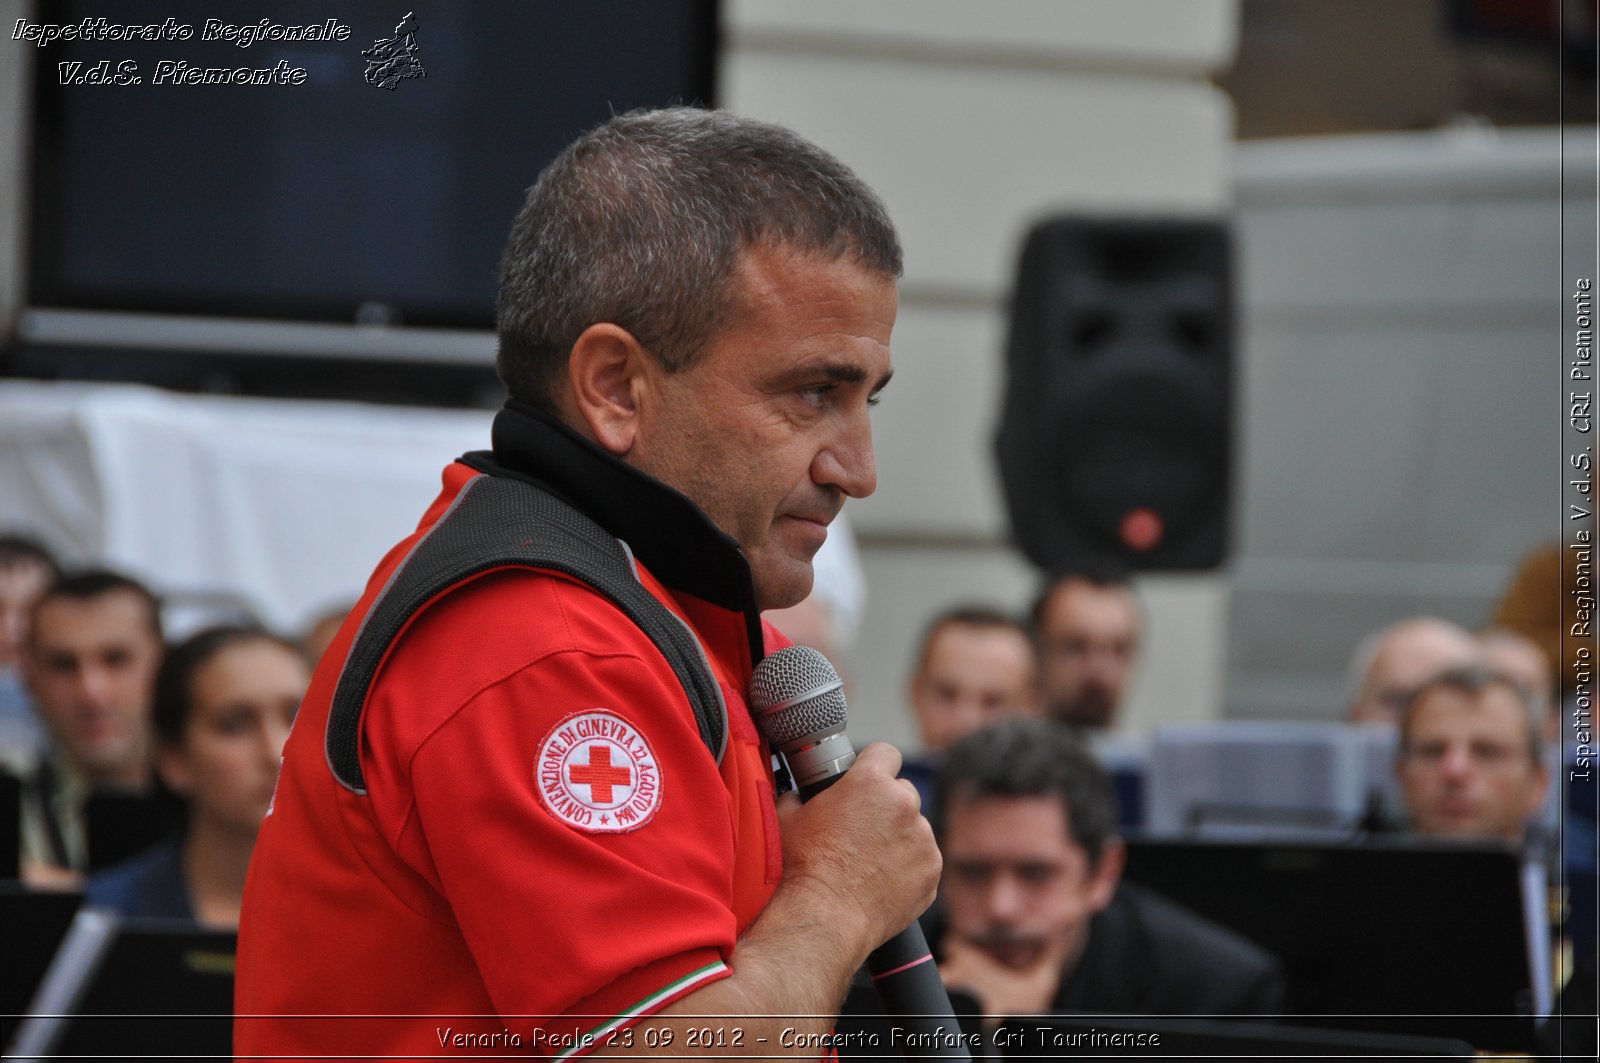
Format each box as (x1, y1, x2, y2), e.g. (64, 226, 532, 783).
(1439, 744, 1474, 778)
(813, 413, 877, 499)
(986, 873, 1026, 921)
(77, 663, 117, 707)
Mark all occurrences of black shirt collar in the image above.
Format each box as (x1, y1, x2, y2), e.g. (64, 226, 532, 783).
(465, 400, 764, 652)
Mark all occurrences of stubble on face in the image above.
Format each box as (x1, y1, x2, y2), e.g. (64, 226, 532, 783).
(941, 796, 1108, 975)
(27, 591, 162, 782)
(628, 244, 897, 610)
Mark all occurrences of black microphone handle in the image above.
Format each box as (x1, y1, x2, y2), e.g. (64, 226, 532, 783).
(795, 770, 973, 1062)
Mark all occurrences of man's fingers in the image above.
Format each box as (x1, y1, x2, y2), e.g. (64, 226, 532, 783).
(850, 741, 904, 777)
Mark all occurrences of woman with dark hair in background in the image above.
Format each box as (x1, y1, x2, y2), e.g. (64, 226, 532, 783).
(86, 625, 308, 928)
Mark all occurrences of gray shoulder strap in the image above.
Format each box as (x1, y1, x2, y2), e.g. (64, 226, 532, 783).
(324, 474, 729, 795)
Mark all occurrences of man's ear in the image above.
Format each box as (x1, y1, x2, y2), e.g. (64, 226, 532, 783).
(566, 323, 652, 457)
(1087, 837, 1125, 913)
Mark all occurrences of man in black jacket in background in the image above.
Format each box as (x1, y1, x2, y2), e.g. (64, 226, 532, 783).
(931, 719, 1283, 1022)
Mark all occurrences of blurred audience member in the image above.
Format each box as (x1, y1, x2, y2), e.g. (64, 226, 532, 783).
(931, 719, 1282, 1024)
(87, 625, 308, 927)
(765, 512, 866, 685)
(300, 601, 353, 668)
(0, 534, 60, 767)
(1397, 667, 1548, 845)
(900, 605, 1038, 809)
(1478, 627, 1558, 741)
(766, 593, 843, 667)
(1031, 566, 1141, 729)
(17, 570, 167, 879)
(803, 508, 867, 651)
(1346, 616, 1478, 726)
(1492, 541, 1585, 701)
(909, 606, 1038, 753)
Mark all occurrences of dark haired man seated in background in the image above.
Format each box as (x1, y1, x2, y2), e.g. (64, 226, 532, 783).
(932, 719, 1283, 1023)
(15, 569, 174, 881)
(1031, 566, 1141, 730)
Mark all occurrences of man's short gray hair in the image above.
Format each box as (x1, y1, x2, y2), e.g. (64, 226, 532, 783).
(496, 107, 903, 409)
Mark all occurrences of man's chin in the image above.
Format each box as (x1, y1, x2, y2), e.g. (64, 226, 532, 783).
(980, 939, 1047, 970)
(1053, 693, 1115, 729)
(1424, 813, 1492, 839)
(750, 557, 816, 613)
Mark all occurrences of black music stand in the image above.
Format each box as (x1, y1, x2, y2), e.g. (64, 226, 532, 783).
(1121, 836, 1544, 1051)
(8, 910, 235, 1061)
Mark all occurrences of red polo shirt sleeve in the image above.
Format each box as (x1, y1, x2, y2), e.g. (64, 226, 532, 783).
(362, 567, 741, 1052)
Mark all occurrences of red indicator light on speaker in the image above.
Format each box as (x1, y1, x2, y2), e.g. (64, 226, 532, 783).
(1121, 508, 1163, 552)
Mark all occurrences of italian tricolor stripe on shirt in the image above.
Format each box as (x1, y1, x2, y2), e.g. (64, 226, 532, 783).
(557, 959, 731, 1059)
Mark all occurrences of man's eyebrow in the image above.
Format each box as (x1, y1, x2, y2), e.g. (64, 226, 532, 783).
(826, 363, 894, 394)
(775, 362, 894, 392)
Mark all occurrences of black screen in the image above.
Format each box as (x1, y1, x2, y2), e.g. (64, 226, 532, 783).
(27, 0, 717, 329)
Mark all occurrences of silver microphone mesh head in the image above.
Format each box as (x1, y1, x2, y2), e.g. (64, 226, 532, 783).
(749, 645, 849, 752)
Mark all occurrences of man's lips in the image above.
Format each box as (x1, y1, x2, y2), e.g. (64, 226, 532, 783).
(782, 503, 842, 538)
(1434, 798, 1480, 819)
(72, 711, 118, 741)
(782, 515, 831, 552)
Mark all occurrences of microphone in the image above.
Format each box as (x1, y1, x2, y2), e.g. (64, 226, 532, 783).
(750, 645, 972, 1063)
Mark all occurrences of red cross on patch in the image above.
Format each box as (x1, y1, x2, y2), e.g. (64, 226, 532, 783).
(535, 709, 663, 834)
(568, 744, 632, 804)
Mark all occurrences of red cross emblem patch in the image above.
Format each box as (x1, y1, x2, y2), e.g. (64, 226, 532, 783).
(535, 710, 662, 833)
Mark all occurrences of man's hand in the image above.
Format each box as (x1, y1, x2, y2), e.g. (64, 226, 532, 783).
(20, 858, 85, 890)
(589, 742, 941, 1058)
(939, 930, 1069, 1028)
(773, 741, 941, 963)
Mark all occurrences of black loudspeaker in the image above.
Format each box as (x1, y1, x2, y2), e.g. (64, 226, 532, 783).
(995, 217, 1233, 571)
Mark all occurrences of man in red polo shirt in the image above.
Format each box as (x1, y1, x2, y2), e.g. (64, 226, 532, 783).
(235, 107, 940, 1059)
